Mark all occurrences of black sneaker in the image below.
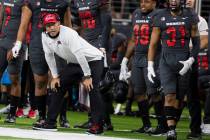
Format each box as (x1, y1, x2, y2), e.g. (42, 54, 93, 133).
(131, 126, 153, 134)
(32, 117, 45, 127)
(32, 122, 57, 131)
(150, 125, 168, 136)
(166, 130, 177, 140)
(74, 121, 91, 129)
(86, 123, 103, 135)
(103, 123, 114, 131)
(186, 132, 202, 140)
(59, 116, 70, 128)
(125, 111, 135, 116)
(4, 114, 16, 123)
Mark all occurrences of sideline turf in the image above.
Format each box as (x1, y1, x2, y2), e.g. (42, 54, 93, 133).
(0, 109, 209, 140)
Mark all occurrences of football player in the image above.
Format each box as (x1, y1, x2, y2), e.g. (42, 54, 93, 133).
(0, 0, 30, 123)
(147, 0, 200, 139)
(71, 0, 112, 131)
(120, 0, 168, 135)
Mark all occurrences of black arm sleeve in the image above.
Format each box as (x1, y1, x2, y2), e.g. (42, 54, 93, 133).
(208, 15, 210, 71)
(70, 0, 81, 26)
(100, 8, 112, 51)
(191, 36, 200, 59)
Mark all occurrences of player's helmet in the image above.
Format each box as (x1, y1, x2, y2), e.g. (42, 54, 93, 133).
(112, 80, 128, 104)
(99, 70, 115, 93)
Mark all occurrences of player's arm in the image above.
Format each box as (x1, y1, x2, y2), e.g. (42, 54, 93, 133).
(120, 36, 135, 66)
(8, 4, 32, 59)
(178, 24, 200, 76)
(99, 1, 112, 51)
(64, 7, 72, 28)
(147, 27, 161, 82)
(119, 34, 134, 81)
(199, 19, 208, 49)
(124, 35, 135, 60)
(200, 34, 208, 49)
(190, 24, 200, 59)
(148, 27, 161, 61)
(16, 5, 32, 42)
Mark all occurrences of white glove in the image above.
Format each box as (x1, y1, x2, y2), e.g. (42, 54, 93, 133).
(125, 71, 131, 80)
(119, 57, 129, 81)
(100, 48, 108, 68)
(119, 71, 131, 83)
(147, 61, 156, 83)
(179, 57, 194, 76)
(12, 41, 22, 58)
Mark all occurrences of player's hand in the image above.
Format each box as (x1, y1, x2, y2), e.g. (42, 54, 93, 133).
(82, 76, 93, 92)
(119, 57, 129, 81)
(99, 48, 106, 54)
(51, 77, 60, 92)
(12, 41, 22, 58)
(179, 57, 194, 76)
(7, 49, 14, 61)
(147, 61, 156, 83)
(119, 71, 131, 83)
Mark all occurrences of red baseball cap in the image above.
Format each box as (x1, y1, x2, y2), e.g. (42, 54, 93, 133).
(43, 13, 59, 26)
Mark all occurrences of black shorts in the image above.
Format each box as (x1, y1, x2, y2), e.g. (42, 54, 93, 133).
(160, 52, 190, 98)
(131, 65, 160, 96)
(0, 38, 25, 75)
(29, 35, 48, 75)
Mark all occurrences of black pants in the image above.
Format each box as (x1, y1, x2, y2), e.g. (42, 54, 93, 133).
(19, 60, 36, 110)
(187, 63, 201, 134)
(204, 91, 210, 124)
(198, 70, 210, 124)
(47, 60, 104, 125)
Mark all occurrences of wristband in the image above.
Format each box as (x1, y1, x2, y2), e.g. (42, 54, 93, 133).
(82, 75, 91, 81)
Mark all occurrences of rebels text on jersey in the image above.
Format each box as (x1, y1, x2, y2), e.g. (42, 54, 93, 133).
(28, 0, 69, 35)
(0, 0, 27, 40)
(153, 9, 199, 53)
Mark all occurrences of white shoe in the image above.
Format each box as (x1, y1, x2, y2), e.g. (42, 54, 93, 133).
(0, 104, 10, 114)
(202, 124, 210, 135)
(114, 104, 121, 114)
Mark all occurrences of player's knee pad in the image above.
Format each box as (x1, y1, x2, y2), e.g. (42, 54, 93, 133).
(164, 106, 177, 121)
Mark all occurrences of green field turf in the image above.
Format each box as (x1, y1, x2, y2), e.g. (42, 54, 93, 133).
(0, 109, 209, 140)
(0, 136, 34, 140)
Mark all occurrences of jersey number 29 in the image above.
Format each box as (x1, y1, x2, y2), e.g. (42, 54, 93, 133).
(134, 24, 150, 46)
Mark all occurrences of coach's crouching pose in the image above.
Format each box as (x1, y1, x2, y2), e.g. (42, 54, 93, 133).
(32, 13, 105, 134)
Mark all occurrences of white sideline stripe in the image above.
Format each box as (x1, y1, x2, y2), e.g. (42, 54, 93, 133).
(0, 127, 138, 140)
